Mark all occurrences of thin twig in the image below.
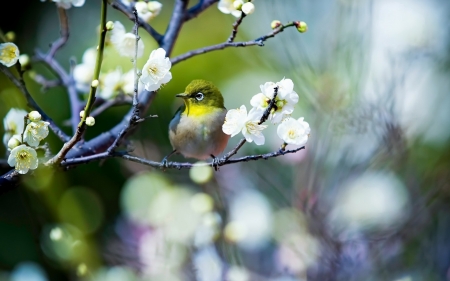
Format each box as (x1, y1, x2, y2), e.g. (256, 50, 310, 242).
(111, 0, 163, 44)
(0, 65, 70, 142)
(171, 22, 297, 65)
(47, 7, 69, 59)
(258, 86, 278, 124)
(227, 14, 246, 43)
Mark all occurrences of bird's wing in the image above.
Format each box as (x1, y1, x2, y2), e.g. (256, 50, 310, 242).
(169, 104, 185, 134)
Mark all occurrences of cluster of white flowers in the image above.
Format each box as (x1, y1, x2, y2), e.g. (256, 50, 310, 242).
(3, 109, 50, 174)
(222, 78, 310, 146)
(218, 0, 255, 17)
(0, 42, 20, 67)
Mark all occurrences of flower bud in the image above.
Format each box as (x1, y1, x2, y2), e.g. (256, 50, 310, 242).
(91, 79, 99, 87)
(8, 136, 21, 150)
(294, 21, 308, 33)
(271, 20, 282, 29)
(79, 110, 85, 118)
(233, 0, 244, 10)
(19, 54, 30, 67)
(86, 116, 95, 126)
(28, 111, 42, 122)
(241, 2, 255, 15)
(5, 31, 15, 42)
(106, 21, 114, 31)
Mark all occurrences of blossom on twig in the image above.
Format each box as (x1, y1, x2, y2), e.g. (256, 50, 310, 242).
(7, 145, 39, 174)
(110, 21, 144, 58)
(218, 0, 243, 17)
(250, 78, 299, 124)
(24, 121, 50, 147)
(277, 117, 310, 146)
(0, 43, 20, 67)
(140, 48, 172, 91)
(223, 105, 267, 145)
(3, 108, 27, 147)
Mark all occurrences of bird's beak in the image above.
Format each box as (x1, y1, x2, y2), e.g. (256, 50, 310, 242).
(176, 93, 188, 99)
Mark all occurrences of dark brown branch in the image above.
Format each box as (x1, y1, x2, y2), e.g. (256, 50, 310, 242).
(47, 7, 69, 59)
(171, 22, 297, 65)
(258, 86, 279, 125)
(111, 0, 163, 44)
(0, 65, 70, 142)
(184, 0, 219, 21)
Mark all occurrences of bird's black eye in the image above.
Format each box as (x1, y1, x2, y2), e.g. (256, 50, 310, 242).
(195, 92, 204, 101)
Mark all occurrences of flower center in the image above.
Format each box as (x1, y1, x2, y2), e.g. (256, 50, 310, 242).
(148, 65, 158, 74)
(245, 121, 260, 134)
(288, 129, 297, 139)
(1, 45, 17, 61)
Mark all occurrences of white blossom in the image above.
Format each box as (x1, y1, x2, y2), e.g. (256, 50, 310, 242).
(52, 0, 85, 9)
(222, 105, 267, 145)
(110, 21, 144, 58)
(218, 0, 242, 17)
(99, 67, 123, 100)
(28, 111, 41, 122)
(73, 47, 97, 92)
(24, 121, 50, 147)
(140, 48, 172, 91)
(121, 69, 143, 95)
(8, 145, 39, 174)
(250, 78, 299, 124)
(0, 42, 20, 67)
(277, 117, 310, 146)
(86, 116, 95, 126)
(3, 108, 27, 147)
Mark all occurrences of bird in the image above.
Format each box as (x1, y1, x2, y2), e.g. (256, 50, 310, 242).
(162, 79, 230, 169)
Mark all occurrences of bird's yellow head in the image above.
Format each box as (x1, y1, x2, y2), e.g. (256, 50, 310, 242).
(176, 79, 225, 116)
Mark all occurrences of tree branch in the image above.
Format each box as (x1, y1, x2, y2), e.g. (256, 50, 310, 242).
(171, 22, 297, 65)
(34, 50, 81, 134)
(227, 13, 246, 43)
(111, 0, 163, 44)
(61, 145, 305, 169)
(161, 0, 190, 53)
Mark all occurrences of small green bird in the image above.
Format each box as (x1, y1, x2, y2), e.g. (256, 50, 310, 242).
(163, 79, 230, 164)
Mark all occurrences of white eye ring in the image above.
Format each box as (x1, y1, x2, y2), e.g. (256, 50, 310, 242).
(195, 92, 204, 101)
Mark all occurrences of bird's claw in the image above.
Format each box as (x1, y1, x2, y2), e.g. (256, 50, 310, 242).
(160, 157, 169, 170)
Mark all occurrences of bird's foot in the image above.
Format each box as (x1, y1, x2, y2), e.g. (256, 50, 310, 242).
(160, 157, 169, 170)
(211, 154, 221, 171)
